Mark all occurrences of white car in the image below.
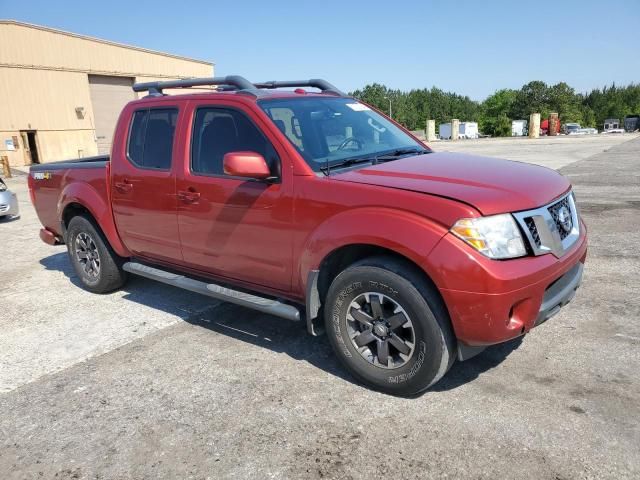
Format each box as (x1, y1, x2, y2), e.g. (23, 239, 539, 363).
(564, 123, 582, 135)
(0, 178, 19, 219)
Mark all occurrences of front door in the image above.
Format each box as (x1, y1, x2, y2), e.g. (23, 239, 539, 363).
(176, 102, 293, 292)
(110, 105, 183, 263)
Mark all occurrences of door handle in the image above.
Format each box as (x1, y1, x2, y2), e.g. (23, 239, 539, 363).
(114, 180, 133, 193)
(177, 189, 201, 203)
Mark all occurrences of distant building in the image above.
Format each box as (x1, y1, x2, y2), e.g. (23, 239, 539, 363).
(604, 119, 620, 130)
(0, 21, 213, 165)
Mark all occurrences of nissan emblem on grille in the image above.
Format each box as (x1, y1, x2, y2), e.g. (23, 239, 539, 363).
(558, 205, 572, 233)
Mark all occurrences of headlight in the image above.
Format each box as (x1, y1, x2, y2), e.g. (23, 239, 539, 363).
(451, 214, 526, 259)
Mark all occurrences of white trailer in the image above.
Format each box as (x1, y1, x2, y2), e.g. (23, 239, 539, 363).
(439, 122, 478, 139)
(512, 120, 527, 136)
(439, 123, 452, 139)
(459, 122, 478, 139)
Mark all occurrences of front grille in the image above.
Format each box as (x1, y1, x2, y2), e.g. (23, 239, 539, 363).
(524, 217, 541, 247)
(548, 196, 573, 240)
(0, 204, 8, 213)
(512, 191, 579, 258)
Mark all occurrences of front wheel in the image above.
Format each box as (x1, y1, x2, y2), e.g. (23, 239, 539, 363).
(66, 215, 127, 293)
(324, 256, 456, 396)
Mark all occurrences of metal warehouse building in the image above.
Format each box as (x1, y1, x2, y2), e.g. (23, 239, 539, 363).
(0, 20, 213, 166)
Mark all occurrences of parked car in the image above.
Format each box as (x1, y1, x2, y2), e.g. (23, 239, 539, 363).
(564, 123, 582, 135)
(29, 76, 587, 396)
(0, 178, 19, 219)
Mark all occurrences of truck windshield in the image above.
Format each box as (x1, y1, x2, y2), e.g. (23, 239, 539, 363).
(258, 97, 428, 173)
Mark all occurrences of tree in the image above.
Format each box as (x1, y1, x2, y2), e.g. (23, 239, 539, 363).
(479, 89, 517, 137)
(351, 83, 391, 114)
(584, 83, 640, 128)
(512, 81, 550, 119)
(549, 82, 583, 124)
(351, 81, 640, 134)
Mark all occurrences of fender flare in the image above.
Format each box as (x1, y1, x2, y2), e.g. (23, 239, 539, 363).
(299, 207, 449, 333)
(58, 182, 131, 258)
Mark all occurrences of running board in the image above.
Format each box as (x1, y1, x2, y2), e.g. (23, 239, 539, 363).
(123, 262, 301, 322)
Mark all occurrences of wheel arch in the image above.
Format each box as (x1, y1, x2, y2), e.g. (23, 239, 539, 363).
(58, 183, 130, 257)
(306, 241, 451, 337)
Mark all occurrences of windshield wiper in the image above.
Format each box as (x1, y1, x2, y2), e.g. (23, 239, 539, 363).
(374, 148, 430, 162)
(320, 157, 374, 174)
(320, 148, 430, 174)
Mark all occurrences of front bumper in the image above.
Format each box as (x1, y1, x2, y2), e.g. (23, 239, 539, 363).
(0, 191, 19, 217)
(428, 220, 588, 355)
(535, 261, 583, 326)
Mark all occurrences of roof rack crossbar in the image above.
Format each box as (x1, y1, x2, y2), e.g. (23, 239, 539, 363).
(132, 75, 257, 96)
(253, 79, 345, 96)
(132, 76, 346, 97)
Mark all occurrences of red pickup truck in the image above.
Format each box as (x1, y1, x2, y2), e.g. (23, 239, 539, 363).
(29, 76, 587, 395)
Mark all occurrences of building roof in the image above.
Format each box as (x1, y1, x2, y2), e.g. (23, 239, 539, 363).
(0, 20, 213, 67)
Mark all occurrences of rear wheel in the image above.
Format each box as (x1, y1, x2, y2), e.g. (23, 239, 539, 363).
(66, 215, 127, 293)
(324, 256, 455, 396)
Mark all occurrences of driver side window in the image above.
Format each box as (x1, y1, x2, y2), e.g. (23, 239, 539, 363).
(191, 107, 280, 176)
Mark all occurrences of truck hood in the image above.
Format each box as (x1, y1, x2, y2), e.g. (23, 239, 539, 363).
(332, 152, 570, 215)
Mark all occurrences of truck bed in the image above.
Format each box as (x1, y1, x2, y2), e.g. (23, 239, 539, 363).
(29, 155, 111, 241)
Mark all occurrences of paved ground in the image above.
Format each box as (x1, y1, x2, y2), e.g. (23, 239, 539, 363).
(434, 133, 635, 170)
(1, 134, 639, 479)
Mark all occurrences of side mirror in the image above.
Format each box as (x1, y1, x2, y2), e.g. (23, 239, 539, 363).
(223, 151, 271, 179)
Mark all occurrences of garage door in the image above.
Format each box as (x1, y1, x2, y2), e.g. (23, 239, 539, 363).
(89, 75, 135, 154)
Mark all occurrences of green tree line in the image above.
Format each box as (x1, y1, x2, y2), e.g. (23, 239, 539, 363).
(350, 82, 640, 136)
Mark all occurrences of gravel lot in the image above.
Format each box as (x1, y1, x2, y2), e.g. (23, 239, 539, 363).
(1, 134, 639, 479)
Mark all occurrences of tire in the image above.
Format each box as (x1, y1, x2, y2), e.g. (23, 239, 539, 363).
(66, 214, 127, 293)
(324, 256, 456, 396)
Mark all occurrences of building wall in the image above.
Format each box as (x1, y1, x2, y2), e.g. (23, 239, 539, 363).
(0, 21, 213, 81)
(0, 21, 213, 166)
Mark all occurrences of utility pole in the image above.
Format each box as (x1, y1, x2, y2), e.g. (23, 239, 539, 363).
(384, 96, 392, 119)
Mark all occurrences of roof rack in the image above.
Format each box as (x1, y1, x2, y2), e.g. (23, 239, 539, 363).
(132, 76, 255, 96)
(132, 75, 345, 97)
(253, 79, 344, 96)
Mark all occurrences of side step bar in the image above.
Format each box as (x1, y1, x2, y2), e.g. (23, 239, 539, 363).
(123, 262, 301, 322)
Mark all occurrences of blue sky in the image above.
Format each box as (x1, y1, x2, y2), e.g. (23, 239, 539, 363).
(2, 0, 638, 100)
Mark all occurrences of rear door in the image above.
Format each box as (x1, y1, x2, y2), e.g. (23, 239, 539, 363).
(110, 103, 183, 263)
(175, 100, 293, 292)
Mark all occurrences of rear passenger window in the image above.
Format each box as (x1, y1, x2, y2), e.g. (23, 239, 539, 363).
(191, 107, 279, 176)
(127, 108, 178, 170)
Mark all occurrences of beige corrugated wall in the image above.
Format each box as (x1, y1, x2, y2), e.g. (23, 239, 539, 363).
(0, 21, 213, 165)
